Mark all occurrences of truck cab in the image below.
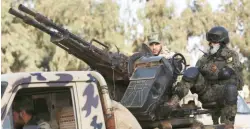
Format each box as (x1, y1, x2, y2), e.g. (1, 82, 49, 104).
(1, 71, 141, 129)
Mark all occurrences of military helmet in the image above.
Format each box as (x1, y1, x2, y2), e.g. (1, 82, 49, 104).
(206, 26, 229, 44)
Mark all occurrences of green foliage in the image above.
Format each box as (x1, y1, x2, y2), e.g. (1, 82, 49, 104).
(2, 0, 46, 73)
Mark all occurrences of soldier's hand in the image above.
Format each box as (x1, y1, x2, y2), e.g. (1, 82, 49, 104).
(210, 64, 217, 73)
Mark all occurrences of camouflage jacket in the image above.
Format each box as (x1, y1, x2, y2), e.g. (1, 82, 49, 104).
(195, 46, 244, 90)
(174, 47, 244, 98)
(158, 45, 175, 59)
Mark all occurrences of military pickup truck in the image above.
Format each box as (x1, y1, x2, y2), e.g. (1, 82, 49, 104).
(1, 71, 142, 129)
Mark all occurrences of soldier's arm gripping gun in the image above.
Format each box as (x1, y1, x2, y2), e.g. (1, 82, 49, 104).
(8, 4, 129, 81)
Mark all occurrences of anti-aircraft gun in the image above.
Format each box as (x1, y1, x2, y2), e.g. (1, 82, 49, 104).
(8, 4, 186, 100)
(8, 5, 129, 81)
(9, 5, 132, 100)
(9, 5, 212, 129)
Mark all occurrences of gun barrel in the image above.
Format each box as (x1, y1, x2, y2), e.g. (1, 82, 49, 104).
(9, 8, 60, 37)
(18, 4, 91, 48)
(9, 8, 107, 60)
(9, 4, 130, 81)
(9, 8, 25, 19)
(18, 4, 59, 30)
(18, 4, 36, 17)
(8, 8, 75, 52)
(194, 109, 211, 115)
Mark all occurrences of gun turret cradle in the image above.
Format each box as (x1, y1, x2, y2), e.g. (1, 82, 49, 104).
(121, 56, 176, 121)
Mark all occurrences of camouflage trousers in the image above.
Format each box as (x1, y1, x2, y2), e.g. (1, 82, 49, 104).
(174, 81, 238, 125)
(193, 84, 237, 125)
(211, 105, 237, 125)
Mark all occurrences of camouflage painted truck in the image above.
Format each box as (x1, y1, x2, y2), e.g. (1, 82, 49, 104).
(4, 4, 230, 129)
(1, 72, 230, 129)
(1, 71, 142, 129)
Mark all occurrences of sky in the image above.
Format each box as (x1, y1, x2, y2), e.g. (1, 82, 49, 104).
(118, 0, 222, 23)
(167, 0, 222, 16)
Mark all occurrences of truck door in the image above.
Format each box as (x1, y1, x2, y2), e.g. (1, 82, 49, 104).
(1, 82, 80, 129)
(75, 81, 106, 129)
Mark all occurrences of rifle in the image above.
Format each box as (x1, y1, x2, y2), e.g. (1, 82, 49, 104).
(8, 4, 129, 81)
(170, 107, 212, 118)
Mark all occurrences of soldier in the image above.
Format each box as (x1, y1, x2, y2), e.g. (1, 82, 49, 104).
(147, 33, 175, 58)
(127, 33, 176, 82)
(12, 96, 52, 129)
(166, 26, 243, 128)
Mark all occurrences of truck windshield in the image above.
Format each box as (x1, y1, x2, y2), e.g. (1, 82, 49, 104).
(130, 66, 158, 80)
(1, 81, 8, 98)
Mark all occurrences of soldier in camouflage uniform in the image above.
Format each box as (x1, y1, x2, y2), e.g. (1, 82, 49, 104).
(167, 26, 244, 128)
(147, 33, 175, 58)
(12, 96, 52, 129)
